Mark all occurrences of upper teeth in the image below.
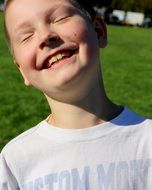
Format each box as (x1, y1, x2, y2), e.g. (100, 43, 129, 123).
(48, 53, 65, 65)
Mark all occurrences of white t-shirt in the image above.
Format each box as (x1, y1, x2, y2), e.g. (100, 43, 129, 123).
(0, 107, 152, 190)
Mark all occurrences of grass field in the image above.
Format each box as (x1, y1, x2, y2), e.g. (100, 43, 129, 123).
(0, 11, 152, 150)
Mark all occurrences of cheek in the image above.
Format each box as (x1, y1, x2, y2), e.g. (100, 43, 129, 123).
(68, 23, 99, 62)
(61, 20, 98, 51)
(14, 45, 36, 70)
(58, 18, 96, 43)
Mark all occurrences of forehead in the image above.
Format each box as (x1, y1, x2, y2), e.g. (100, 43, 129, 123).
(5, 0, 72, 6)
(6, 0, 73, 12)
(5, 0, 75, 20)
(5, 0, 75, 33)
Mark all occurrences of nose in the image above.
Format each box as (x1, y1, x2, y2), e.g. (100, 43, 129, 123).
(38, 26, 59, 49)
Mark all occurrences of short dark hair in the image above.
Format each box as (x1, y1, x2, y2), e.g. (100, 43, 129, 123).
(71, 0, 96, 20)
(3, 0, 96, 50)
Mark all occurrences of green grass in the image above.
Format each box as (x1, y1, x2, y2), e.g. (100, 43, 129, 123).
(0, 11, 152, 150)
(102, 25, 152, 116)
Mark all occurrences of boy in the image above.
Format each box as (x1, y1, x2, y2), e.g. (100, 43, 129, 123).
(0, 0, 152, 189)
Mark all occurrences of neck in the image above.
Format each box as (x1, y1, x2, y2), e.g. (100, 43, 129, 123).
(46, 80, 122, 129)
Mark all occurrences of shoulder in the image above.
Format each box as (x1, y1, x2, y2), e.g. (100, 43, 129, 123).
(1, 120, 45, 157)
(113, 107, 152, 134)
(138, 118, 152, 135)
(114, 107, 151, 125)
(126, 107, 152, 136)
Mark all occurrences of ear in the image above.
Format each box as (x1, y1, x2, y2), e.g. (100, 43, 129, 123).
(13, 60, 31, 86)
(93, 16, 107, 48)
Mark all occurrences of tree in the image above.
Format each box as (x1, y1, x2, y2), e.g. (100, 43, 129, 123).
(134, 0, 152, 14)
(111, 0, 135, 11)
(94, 0, 112, 7)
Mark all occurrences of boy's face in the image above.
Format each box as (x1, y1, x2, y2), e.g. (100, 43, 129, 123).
(5, 0, 107, 102)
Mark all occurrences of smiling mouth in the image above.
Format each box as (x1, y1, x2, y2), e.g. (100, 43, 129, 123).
(43, 49, 77, 69)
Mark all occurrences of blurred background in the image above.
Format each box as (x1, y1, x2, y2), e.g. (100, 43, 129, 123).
(95, 0, 152, 28)
(0, 0, 152, 150)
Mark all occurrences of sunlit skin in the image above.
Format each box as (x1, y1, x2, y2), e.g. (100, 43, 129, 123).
(5, 0, 122, 129)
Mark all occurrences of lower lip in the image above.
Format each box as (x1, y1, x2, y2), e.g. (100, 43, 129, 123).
(47, 53, 76, 71)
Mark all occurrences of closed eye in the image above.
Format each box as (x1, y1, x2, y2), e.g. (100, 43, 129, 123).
(51, 6, 77, 24)
(54, 15, 72, 23)
(21, 33, 33, 43)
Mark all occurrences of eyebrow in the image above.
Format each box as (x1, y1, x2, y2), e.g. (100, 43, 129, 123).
(14, 22, 33, 35)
